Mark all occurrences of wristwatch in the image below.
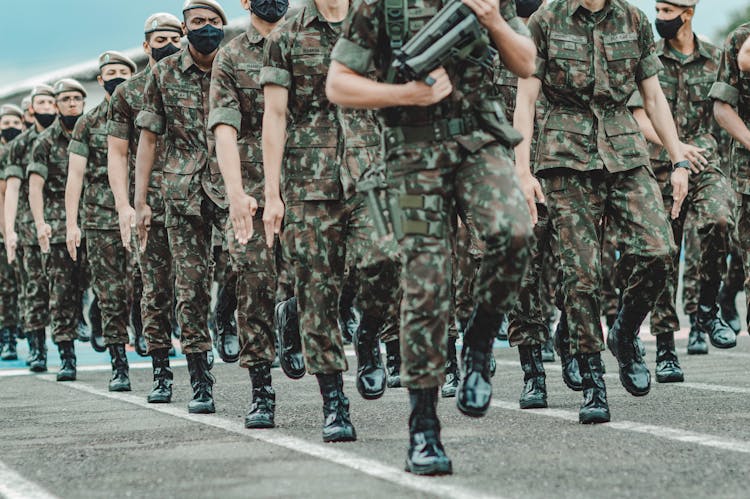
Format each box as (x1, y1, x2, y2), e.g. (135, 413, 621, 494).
(672, 160, 691, 172)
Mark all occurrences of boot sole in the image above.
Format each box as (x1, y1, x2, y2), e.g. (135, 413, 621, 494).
(188, 404, 216, 414)
(147, 396, 172, 404)
(579, 413, 611, 424)
(709, 339, 737, 349)
(456, 398, 490, 418)
(275, 303, 305, 380)
(441, 388, 456, 398)
(109, 385, 132, 392)
(656, 374, 684, 383)
(245, 419, 275, 429)
(687, 348, 708, 355)
(91, 341, 107, 353)
(520, 399, 548, 410)
(619, 373, 650, 397)
(1, 355, 18, 361)
(29, 366, 48, 373)
(357, 376, 386, 400)
(562, 374, 584, 392)
(56, 375, 76, 382)
(386, 378, 402, 388)
(405, 459, 453, 476)
(322, 431, 357, 443)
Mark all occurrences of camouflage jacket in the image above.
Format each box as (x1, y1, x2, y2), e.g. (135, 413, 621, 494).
(261, 0, 369, 202)
(29, 119, 75, 245)
(527, 0, 661, 174)
(69, 100, 118, 230)
(710, 22, 750, 194)
(4, 126, 42, 246)
(628, 37, 721, 168)
(209, 24, 266, 204)
(136, 48, 224, 216)
(107, 67, 166, 223)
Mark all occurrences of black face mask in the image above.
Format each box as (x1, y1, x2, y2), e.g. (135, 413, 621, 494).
(24, 120, 34, 129)
(151, 43, 181, 62)
(1, 128, 22, 142)
(60, 114, 81, 130)
(187, 25, 224, 55)
(103, 77, 127, 96)
(515, 0, 543, 18)
(656, 12, 685, 40)
(35, 113, 56, 128)
(251, 0, 289, 23)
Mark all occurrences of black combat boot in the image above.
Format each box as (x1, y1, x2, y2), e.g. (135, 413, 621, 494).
(578, 353, 611, 424)
(457, 306, 498, 417)
(687, 313, 708, 355)
(90, 296, 106, 353)
(274, 297, 305, 379)
(316, 373, 356, 442)
(186, 352, 216, 413)
(0, 327, 17, 361)
(385, 340, 401, 388)
(25, 335, 37, 366)
(131, 299, 147, 357)
(246, 363, 275, 429)
(607, 304, 651, 397)
(518, 345, 547, 409)
(553, 312, 582, 391)
(353, 318, 386, 400)
(718, 283, 741, 335)
(214, 284, 240, 363)
(108, 344, 131, 392)
(541, 337, 555, 363)
(655, 333, 684, 383)
(441, 336, 460, 398)
(697, 304, 736, 349)
(56, 341, 76, 382)
(405, 387, 452, 476)
(338, 277, 359, 345)
(148, 349, 173, 403)
(28, 330, 47, 372)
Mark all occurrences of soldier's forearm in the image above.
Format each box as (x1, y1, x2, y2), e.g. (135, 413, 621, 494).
(65, 154, 86, 229)
(632, 107, 663, 147)
(214, 124, 245, 201)
(326, 61, 423, 109)
(28, 176, 45, 227)
(262, 113, 285, 201)
(640, 78, 685, 164)
(134, 130, 157, 207)
(107, 136, 132, 210)
(4, 180, 20, 235)
(714, 101, 750, 151)
(490, 22, 536, 79)
(513, 77, 540, 175)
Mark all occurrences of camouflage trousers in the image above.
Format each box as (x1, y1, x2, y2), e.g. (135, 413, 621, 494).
(448, 214, 481, 339)
(139, 222, 174, 353)
(166, 198, 227, 355)
(44, 243, 85, 343)
(86, 229, 133, 346)
(600, 231, 619, 321)
(650, 164, 733, 335)
(226, 212, 276, 369)
(0, 248, 19, 329)
(282, 193, 401, 375)
(733, 193, 750, 325)
(274, 235, 295, 304)
(544, 166, 674, 355)
(20, 245, 49, 331)
(387, 138, 533, 389)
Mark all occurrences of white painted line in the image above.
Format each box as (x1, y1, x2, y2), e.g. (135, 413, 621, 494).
(41, 377, 502, 499)
(0, 360, 188, 378)
(0, 460, 59, 499)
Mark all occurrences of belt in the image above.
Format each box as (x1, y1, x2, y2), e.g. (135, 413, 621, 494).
(384, 116, 478, 148)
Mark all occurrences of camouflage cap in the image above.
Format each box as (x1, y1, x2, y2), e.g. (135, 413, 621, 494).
(0, 104, 23, 119)
(182, 0, 227, 25)
(53, 78, 87, 98)
(98, 51, 137, 73)
(144, 12, 183, 34)
(30, 84, 55, 100)
(658, 0, 698, 7)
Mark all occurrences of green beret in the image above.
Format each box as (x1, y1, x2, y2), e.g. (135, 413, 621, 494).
(98, 51, 137, 73)
(144, 12, 183, 34)
(0, 104, 23, 119)
(53, 78, 87, 98)
(182, 0, 228, 25)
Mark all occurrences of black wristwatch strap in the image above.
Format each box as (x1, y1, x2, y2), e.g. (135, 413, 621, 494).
(672, 160, 691, 171)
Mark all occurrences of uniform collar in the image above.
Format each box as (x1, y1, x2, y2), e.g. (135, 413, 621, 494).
(567, 0, 619, 18)
(245, 23, 265, 44)
(302, 0, 327, 27)
(658, 35, 712, 63)
(179, 47, 203, 74)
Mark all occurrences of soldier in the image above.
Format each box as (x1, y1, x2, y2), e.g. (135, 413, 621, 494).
(515, 0, 695, 423)
(210, 0, 291, 428)
(711, 22, 750, 340)
(135, 0, 229, 414)
(4, 86, 56, 371)
(261, 0, 402, 443)
(65, 51, 137, 390)
(628, 1, 735, 377)
(21, 97, 34, 131)
(28, 78, 88, 379)
(328, 0, 536, 474)
(108, 12, 183, 403)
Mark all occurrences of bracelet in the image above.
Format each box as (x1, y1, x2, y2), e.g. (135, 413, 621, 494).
(672, 160, 691, 172)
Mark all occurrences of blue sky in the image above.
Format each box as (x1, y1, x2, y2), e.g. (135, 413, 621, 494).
(0, 0, 748, 86)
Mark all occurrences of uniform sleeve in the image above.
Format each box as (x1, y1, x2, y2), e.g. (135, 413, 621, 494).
(260, 27, 292, 88)
(635, 11, 662, 83)
(499, 0, 530, 37)
(527, 13, 547, 81)
(67, 113, 91, 158)
(208, 47, 242, 132)
(28, 136, 49, 181)
(627, 89, 644, 109)
(4, 137, 26, 180)
(330, 0, 382, 75)
(710, 32, 741, 106)
(136, 66, 166, 135)
(107, 85, 133, 140)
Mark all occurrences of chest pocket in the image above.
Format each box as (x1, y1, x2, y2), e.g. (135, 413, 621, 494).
(291, 48, 328, 100)
(548, 32, 590, 89)
(89, 129, 110, 180)
(659, 74, 678, 102)
(163, 85, 204, 148)
(687, 76, 714, 103)
(603, 34, 639, 91)
(236, 62, 264, 133)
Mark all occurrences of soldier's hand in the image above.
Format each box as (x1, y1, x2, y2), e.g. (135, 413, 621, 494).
(518, 171, 545, 225)
(5, 231, 18, 264)
(462, 0, 502, 29)
(136, 203, 152, 253)
(118, 205, 137, 252)
(680, 142, 708, 173)
(66, 224, 82, 261)
(36, 222, 51, 254)
(670, 168, 689, 219)
(263, 196, 285, 249)
(406, 67, 453, 106)
(229, 192, 258, 246)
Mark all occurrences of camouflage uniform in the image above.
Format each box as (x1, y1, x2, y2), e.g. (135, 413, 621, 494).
(108, 68, 174, 353)
(4, 127, 50, 334)
(261, 0, 401, 375)
(29, 120, 85, 344)
(0, 144, 20, 331)
(527, 0, 675, 355)
(627, 38, 733, 337)
(209, 25, 276, 369)
(333, 0, 533, 388)
(710, 22, 750, 324)
(136, 48, 228, 355)
(70, 100, 132, 346)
